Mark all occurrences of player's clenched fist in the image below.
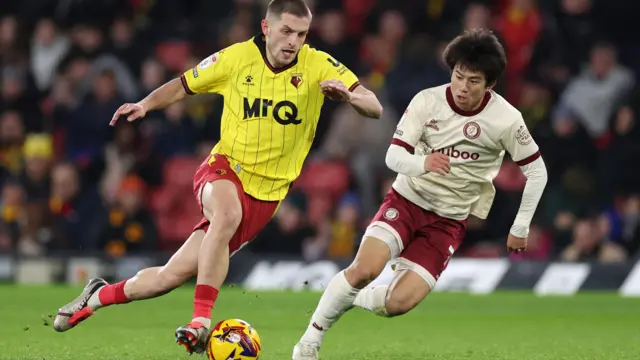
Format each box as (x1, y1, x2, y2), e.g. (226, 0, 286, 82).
(507, 233, 527, 253)
(320, 79, 351, 102)
(110, 103, 147, 126)
(424, 152, 450, 176)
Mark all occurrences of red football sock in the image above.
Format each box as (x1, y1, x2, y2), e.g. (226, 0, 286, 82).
(192, 284, 219, 323)
(98, 280, 131, 306)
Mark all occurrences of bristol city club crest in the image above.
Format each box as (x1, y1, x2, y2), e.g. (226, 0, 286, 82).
(384, 208, 399, 221)
(463, 121, 481, 140)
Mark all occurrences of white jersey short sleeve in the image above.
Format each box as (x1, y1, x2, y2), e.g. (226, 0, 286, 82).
(392, 91, 433, 147)
(389, 84, 543, 221)
(499, 115, 540, 165)
(385, 92, 435, 176)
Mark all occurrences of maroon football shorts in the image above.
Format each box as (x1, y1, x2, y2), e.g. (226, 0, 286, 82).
(192, 154, 279, 255)
(367, 188, 467, 286)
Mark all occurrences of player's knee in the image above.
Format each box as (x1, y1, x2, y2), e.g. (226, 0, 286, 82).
(212, 206, 242, 233)
(202, 180, 242, 234)
(384, 289, 421, 317)
(345, 261, 384, 288)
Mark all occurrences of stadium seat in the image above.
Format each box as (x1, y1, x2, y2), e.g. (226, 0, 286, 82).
(307, 193, 333, 225)
(153, 172, 203, 245)
(52, 128, 66, 162)
(296, 160, 350, 201)
(148, 187, 175, 214)
(163, 155, 200, 188)
(493, 160, 526, 192)
(175, 213, 202, 240)
(155, 41, 191, 72)
(156, 214, 179, 242)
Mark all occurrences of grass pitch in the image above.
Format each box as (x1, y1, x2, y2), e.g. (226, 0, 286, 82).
(1, 285, 639, 359)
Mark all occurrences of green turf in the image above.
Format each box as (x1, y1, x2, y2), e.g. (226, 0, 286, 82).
(1, 285, 639, 359)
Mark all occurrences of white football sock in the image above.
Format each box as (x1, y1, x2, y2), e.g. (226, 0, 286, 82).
(191, 317, 211, 329)
(353, 285, 390, 317)
(87, 286, 106, 311)
(300, 270, 360, 345)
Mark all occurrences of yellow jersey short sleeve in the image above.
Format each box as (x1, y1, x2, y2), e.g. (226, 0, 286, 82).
(180, 48, 234, 95)
(180, 37, 363, 203)
(315, 50, 360, 92)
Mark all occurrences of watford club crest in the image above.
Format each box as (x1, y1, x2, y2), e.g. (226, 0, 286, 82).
(290, 73, 303, 88)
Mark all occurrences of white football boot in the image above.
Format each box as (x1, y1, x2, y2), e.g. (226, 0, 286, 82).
(292, 341, 320, 360)
(53, 278, 107, 332)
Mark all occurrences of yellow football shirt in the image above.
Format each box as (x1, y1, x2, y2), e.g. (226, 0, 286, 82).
(181, 34, 360, 202)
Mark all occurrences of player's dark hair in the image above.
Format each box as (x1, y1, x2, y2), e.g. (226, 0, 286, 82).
(442, 29, 506, 86)
(266, 0, 311, 19)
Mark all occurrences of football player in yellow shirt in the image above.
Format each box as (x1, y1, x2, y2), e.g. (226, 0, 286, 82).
(52, 0, 382, 354)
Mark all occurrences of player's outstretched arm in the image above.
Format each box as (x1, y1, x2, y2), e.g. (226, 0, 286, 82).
(319, 80, 382, 118)
(384, 90, 449, 176)
(501, 117, 548, 253)
(385, 144, 450, 177)
(507, 155, 548, 252)
(320, 79, 382, 119)
(110, 78, 187, 126)
(348, 85, 383, 119)
(318, 51, 382, 118)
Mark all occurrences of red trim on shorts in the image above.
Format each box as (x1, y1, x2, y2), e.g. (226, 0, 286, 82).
(391, 138, 415, 154)
(515, 151, 541, 166)
(348, 81, 360, 92)
(180, 74, 195, 95)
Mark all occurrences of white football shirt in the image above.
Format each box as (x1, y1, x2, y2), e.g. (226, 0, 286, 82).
(391, 84, 540, 220)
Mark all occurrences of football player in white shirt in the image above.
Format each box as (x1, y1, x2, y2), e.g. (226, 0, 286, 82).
(292, 29, 548, 360)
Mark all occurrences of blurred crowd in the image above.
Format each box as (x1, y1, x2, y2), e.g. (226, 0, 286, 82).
(1, 0, 640, 264)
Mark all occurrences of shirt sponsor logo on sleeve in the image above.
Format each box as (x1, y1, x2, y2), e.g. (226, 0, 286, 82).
(384, 208, 399, 221)
(516, 125, 532, 145)
(199, 52, 218, 69)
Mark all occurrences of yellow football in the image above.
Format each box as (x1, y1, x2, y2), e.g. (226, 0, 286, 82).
(207, 319, 261, 360)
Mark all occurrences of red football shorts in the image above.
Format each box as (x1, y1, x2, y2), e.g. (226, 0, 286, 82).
(367, 188, 467, 286)
(192, 154, 280, 255)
